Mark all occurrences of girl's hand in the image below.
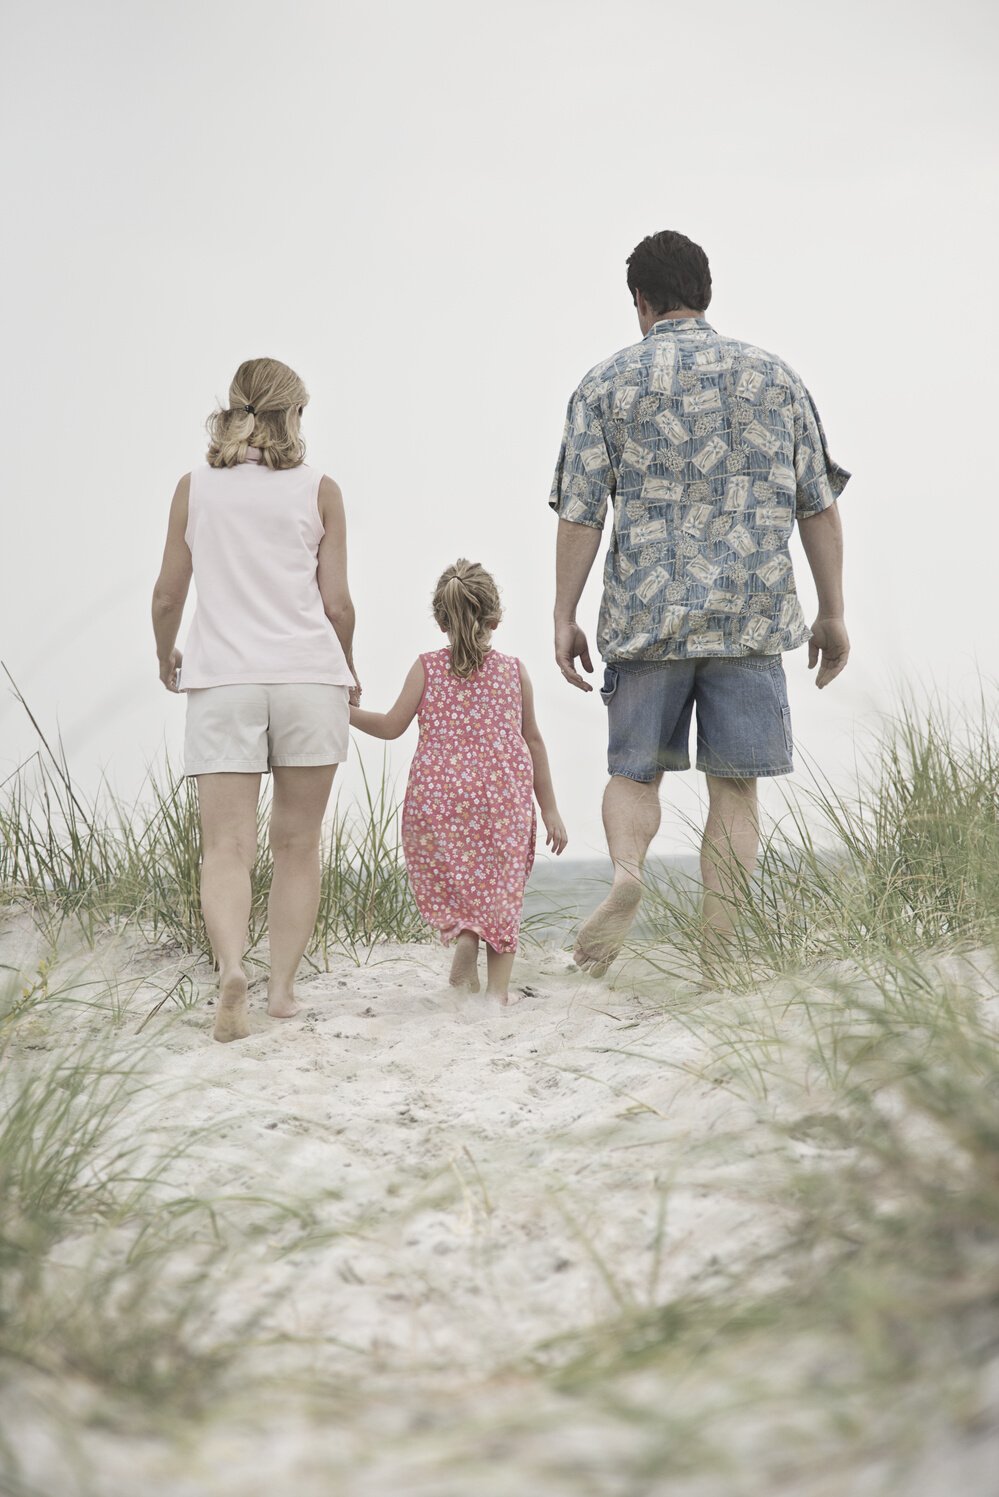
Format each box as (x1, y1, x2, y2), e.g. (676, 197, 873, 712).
(349, 675, 362, 709)
(544, 814, 568, 856)
(159, 649, 182, 693)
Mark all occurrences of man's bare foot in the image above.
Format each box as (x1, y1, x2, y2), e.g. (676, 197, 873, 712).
(574, 882, 643, 978)
(266, 986, 301, 1020)
(213, 967, 251, 1043)
(449, 931, 481, 992)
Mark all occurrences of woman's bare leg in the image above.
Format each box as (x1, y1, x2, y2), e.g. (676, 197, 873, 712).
(449, 930, 481, 991)
(266, 765, 337, 1017)
(485, 946, 516, 1004)
(196, 772, 261, 1043)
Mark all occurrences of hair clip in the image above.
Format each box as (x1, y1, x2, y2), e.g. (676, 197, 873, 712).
(245, 404, 256, 415)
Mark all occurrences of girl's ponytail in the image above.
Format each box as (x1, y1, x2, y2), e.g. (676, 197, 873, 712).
(432, 560, 502, 679)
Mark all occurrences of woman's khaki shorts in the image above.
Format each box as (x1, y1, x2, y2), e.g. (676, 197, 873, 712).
(184, 683, 350, 776)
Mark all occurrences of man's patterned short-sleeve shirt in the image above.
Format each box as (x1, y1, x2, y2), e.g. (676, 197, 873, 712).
(549, 318, 849, 662)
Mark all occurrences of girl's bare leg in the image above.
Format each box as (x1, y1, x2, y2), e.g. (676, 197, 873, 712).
(267, 764, 337, 1017)
(196, 772, 261, 1043)
(449, 929, 480, 992)
(485, 945, 516, 1004)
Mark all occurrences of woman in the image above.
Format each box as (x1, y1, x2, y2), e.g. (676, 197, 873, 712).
(151, 357, 359, 1043)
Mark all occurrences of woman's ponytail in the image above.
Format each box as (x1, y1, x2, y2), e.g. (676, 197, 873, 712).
(205, 357, 308, 469)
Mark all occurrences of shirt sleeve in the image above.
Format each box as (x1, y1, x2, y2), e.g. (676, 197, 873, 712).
(792, 384, 850, 519)
(548, 388, 615, 529)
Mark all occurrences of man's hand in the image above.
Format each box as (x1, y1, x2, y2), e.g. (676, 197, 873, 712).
(554, 621, 594, 692)
(159, 650, 182, 693)
(808, 617, 850, 688)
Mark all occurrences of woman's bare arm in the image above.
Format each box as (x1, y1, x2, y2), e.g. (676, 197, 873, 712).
(317, 475, 358, 699)
(349, 659, 425, 740)
(151, 474, 193, 692)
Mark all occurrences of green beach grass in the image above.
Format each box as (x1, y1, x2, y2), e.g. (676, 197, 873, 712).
(1, 684, 997, 1495)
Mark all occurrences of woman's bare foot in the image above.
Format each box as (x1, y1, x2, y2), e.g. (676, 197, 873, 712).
(449, 930, 481, 992)
(266, 985, 301, 1019)
(573, 881, 643, 978)
(213, 966, 251, 1043)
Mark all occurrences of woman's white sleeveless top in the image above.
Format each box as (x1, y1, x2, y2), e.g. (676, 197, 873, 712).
(181, 455, 354, 690)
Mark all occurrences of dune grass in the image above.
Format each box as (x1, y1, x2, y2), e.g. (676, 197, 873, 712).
(1, 685, 997, 1492)
(636, 690, 999, 991)
(0, 673, 428, 961)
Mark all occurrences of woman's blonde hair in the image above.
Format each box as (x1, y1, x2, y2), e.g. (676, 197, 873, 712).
(432, 560, 502, 679)
(206, 357, 309, 469)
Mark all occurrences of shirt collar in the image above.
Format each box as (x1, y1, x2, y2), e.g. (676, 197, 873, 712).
(646, 316, 715, 337)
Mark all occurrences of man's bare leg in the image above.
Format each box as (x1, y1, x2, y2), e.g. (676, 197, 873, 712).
(700, 775, 760, 981)
(574, 774, 663, 977)
(196, 772, 261, 1043)
(449, 929, 481, 992)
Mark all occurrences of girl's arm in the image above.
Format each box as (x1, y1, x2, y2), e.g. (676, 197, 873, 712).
(317, 475, 359, 703)
(518, 662, 567, 855)
(350, 659, 425, 740)
(151, 475, 193, 692)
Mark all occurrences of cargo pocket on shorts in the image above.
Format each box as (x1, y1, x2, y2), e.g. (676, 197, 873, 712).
(780, 705, 793, 756)
(599, 666, 619, 705)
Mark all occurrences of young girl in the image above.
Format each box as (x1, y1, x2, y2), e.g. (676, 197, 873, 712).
(349, 560, 566, 1004)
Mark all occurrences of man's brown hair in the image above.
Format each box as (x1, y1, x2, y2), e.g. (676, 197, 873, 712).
(626, 230, 712, 315)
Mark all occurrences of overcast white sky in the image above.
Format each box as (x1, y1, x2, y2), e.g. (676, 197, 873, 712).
(2, 0, 997, 859)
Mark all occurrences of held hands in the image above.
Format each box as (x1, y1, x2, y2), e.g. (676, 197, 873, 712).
(554, 620, 594, 692)
(543, 811, 568, 856)
(349, 674, 362, 709)
(159, 650, 182, 693)
(808, 617, 850, 688)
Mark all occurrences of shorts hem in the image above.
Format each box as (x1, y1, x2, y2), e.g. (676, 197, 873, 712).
(695, 761, 793, 779)
(269, 754, 348, 767)
(185, 761, 267, 777)
(607, 765, 689, 783)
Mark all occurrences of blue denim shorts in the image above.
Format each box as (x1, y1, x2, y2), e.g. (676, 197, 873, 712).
(601, 655, 793, 781)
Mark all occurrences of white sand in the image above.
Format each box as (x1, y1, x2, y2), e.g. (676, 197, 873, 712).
(3, 915, 997, 1496)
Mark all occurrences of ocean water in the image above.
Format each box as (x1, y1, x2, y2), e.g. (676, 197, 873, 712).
(522, 853, 700, 943)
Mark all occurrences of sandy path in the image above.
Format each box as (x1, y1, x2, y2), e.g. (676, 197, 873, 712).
(8, 921, 992, 1495)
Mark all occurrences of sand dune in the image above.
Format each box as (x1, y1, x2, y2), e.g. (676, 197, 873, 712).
(4, 915, 997, 1496)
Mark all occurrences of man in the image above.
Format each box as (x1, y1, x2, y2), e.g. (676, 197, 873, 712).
(550, 229, 849, 977)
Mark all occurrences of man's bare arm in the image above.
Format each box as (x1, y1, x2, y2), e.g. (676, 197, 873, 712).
(797, 500, 849, 688)
(554, 518, 602, 692)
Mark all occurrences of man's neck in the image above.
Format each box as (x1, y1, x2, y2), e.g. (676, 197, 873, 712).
(640, 305, 705, 335)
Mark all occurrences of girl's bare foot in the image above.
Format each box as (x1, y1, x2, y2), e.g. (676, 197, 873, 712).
(573, 882, 643, 978)
(213, 966, 251, 1043)
(489, 988, 522, 1006)
(266, 985, 301, 1019)
(449, 930, 481, 992)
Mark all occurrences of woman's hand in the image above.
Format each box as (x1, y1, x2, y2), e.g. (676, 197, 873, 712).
(544, 813, 568, 856)
(159, 650, 182, 693)
(349, 673, 362, 709)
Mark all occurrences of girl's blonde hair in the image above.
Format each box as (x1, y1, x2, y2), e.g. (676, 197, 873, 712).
(432, 560, 502, 679)
(206, 357, 309, 469)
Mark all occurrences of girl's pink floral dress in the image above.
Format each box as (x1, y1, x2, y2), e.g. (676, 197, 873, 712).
(401, 647, 536, 954)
